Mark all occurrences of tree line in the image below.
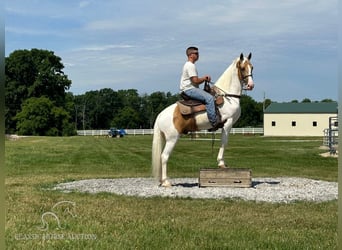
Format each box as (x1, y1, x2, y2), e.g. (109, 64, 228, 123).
(5, 49, 335, 136)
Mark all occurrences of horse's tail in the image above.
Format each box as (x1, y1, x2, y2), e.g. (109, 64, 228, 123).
(152, 117, 164, 181)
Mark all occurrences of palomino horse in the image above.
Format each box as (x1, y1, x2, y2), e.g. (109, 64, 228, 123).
(152, 53, 254, 187)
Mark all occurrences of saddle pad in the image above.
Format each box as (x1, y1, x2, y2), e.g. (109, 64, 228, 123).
(178, 99, 203, 106)
(179, 95, 224, 107)
(177, 102, 206, 115)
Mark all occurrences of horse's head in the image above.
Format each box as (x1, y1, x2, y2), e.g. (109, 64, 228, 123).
(237, 53, 254, 90)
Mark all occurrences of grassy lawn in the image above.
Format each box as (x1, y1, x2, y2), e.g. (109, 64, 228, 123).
(5, 135, 338, 249)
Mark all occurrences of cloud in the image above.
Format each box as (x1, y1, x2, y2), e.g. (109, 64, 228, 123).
(84, 20, 122, 31)
(5, 0, 338, 101)
(79, 1, 92, 8)
(74, 44, 136, 52)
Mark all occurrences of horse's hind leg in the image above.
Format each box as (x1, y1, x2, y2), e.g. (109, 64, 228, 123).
(160, 137, 179, 187)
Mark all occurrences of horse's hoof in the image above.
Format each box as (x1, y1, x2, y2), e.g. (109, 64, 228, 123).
(160, 179, 172, 187)
(218, 164, 228, 169)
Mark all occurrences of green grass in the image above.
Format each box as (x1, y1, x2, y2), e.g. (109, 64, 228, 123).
(5, 135, 338, 249)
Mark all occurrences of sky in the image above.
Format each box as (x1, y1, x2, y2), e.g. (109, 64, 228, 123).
(5, 0, 338, 102)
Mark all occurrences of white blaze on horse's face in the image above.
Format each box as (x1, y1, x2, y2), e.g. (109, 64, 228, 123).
(238, 53, 254, 90)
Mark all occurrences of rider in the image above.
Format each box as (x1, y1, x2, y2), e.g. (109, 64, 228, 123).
(179, 46, 222, 129)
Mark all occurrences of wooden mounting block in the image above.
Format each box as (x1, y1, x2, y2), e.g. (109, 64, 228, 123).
(199, 168, 252, 188)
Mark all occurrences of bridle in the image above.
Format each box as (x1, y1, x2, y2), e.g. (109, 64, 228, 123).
(238, 61, 253, 85)
(241, 73, 253, 90)
(242, 73, 253, 82)
(209, 60, 254, 98)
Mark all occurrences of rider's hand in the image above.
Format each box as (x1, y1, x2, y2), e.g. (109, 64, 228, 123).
(203, 75, 211, 82)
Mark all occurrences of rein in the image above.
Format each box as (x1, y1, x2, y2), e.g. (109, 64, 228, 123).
(208, 83, 242, 99)
(209, 71, 253, 99)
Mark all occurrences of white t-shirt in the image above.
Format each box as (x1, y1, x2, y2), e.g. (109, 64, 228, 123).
(179, 61, 198, 92)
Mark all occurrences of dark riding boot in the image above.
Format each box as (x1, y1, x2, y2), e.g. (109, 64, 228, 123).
(208, 108, 226, 132)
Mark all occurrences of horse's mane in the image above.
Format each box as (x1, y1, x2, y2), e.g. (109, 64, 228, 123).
(215, 57, 240, 93)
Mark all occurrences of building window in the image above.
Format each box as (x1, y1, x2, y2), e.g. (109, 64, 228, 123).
(292, 121, 296, 127)
(313, 121, 317, 127)
(271, 121, 276, 127)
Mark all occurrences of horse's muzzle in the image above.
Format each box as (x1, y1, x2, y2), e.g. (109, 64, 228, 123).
(245, 77, 254, 90)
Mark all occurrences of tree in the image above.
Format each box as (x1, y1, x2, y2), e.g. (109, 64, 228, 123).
(263, 98, 272, 110)
(5, 49, 72, 133)
(15, 97, 75, 136)
(73, 89, 126, 130)
(111, 106, 142, 128)
(117, 89, 141, 111)
(148, 91, 168, 125)
(234, 95, 263, 127)
(301, 98, 311, 103)
(321, 99, 334, 102)
(144, 91, 180, 128)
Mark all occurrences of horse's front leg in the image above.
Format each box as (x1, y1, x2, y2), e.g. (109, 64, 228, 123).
(217, 118, 233, 168)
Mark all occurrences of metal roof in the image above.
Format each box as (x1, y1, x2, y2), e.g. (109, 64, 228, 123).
(264, 102, 338, 114)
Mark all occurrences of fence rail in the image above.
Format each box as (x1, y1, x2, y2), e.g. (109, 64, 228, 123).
(77, 127, 264, 136)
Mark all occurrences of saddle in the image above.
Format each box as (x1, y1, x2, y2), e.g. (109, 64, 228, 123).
(177, 84, 224, 116)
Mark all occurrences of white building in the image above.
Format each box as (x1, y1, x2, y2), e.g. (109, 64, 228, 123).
(263, 102, 338, 136)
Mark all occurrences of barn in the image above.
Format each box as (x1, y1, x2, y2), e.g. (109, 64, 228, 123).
(263, 102, 338, 136)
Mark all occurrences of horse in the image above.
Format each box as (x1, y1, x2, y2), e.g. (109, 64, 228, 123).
(152, 53, 254, 187)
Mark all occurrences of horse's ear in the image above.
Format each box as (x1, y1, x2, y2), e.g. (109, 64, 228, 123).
(248, 53, 252, 60)
(240, 53, 244, 61)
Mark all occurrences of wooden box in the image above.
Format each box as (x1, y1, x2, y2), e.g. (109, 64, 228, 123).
(199, 168, 252, 188)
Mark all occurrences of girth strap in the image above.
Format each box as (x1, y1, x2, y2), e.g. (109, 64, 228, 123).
(224, 94, 241, 99)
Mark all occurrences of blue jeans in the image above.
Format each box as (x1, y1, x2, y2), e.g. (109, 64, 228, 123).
(184, 88, 217, 125)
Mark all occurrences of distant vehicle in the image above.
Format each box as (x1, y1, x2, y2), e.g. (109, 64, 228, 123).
(108, 128, 127, 138)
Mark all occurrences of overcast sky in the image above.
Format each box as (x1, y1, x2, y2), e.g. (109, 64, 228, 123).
(5, 0, 338, 102)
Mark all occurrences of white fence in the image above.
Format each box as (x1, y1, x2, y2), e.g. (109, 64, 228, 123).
(77, 127, 264, 136)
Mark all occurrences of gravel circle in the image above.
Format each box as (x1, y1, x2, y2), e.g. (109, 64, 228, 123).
(53, 177, 337, 203)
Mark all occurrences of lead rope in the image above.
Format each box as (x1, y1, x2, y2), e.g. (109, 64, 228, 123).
(211, 131, 215, 155)
(204, 80, 216, 155)
(206, 80, 215, 154)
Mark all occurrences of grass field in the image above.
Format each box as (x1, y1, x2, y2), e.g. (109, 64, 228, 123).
(5, 134, 338, 249)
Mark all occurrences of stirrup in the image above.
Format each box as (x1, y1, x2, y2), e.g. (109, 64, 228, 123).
(208, 119, 226, 132)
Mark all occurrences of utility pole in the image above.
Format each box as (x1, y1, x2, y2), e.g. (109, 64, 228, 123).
(82, 98, 87, 134)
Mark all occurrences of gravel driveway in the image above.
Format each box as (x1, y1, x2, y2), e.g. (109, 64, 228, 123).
(53, 177, 337, 203)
